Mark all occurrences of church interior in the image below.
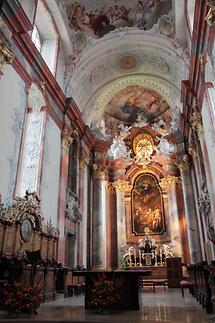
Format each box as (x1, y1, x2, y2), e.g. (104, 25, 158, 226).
(0, 0, 215, 321)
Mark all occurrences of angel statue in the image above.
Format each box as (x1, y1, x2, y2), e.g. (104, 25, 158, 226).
(108, 136, 131, 160)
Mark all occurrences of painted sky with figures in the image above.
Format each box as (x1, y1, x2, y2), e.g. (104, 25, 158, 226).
(63, 0, 173, 38)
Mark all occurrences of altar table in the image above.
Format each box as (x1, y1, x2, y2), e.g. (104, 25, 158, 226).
(73, 270, 151, 311)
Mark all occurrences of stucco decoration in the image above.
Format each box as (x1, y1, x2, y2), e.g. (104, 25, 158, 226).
(108, 136, 131, 160)
(67, 35, 188, 111)
(28, 83, 46, 113)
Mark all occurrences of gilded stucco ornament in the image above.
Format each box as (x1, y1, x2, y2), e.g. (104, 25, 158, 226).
(133, 133, 155, 167)
(160, 175, 181, 189)
(188, 142, 197, 158)
(61, 128, 74, 151)
(0, 39, 15, 73)
(105, 182, 115, 192)
(205, 0, 215, 26)
(177, 154, 191, 172)
(92, 163, 107, 179)
(112, 180, 130, 193)
(0, 191, 59, 238)
(190, 112, 203, 134)
(80, 154, 89, 167)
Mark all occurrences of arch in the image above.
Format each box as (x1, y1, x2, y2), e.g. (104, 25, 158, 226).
(82, 75, 181, 130)
(126, 163, 165, 185)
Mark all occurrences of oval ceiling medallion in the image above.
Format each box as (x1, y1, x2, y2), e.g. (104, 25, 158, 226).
(119, 56, 137, 70)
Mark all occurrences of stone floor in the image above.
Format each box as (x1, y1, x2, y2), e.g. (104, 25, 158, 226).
(0, 288, 214, 323)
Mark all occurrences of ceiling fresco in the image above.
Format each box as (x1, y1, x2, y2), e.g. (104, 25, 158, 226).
(104, 85, 170, 125)
(63, 0, 173, 39)
(91, 85, 172, 139)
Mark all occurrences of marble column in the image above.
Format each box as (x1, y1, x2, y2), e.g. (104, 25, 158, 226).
(91, 164, 106, 269)
(77, 155, 89, 267)
(57, 128, 73, 264)
(178, 155, 201, 263)
(160, 175, 183, 258)
(113, 180, 129, 267)
(105, 182, 118, 269)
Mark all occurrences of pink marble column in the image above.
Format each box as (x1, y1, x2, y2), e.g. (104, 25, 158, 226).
(160, 176, 183, 259)
(57, 129, 73, 264)
(105, 183, 117, 270)
(178, 156, 202, 263)
(91, 164, 106, 269)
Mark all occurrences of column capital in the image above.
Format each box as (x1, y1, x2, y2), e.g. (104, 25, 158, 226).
(92, 163, 107, 180)
(0, 39, 15, 74)
(190, 111, 203, 134)
(105, 181, 115, 192)
(160, 175, 181, 190)
(205, 1, 215, 26)
(61, 127, 74, 151)
(188, 142, 197, 158)
(80, 154, 89, 167)
(112, 180, 131, 193)
(177, 154, 191, 172)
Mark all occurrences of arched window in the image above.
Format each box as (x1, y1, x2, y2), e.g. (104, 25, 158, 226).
(31, 0, 59, 75)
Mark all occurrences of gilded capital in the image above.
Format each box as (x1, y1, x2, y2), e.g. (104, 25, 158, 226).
(160, 175, 181, 190)
(190, 112, 203, 134)
(105, 182, 115, 192)
(188, 143, 197, 158)
(0, 39, 15, 73)
(80, 154, 89, 167)
(61, 128, 74, 151)
(112, 179, 130, 193)
(205, 0, 215, 26)
(92, 163, 107, 179)
(177, 154, 191, 172)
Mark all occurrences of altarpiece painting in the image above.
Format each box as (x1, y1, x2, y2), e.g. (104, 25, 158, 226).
(132, 173, 165, 235)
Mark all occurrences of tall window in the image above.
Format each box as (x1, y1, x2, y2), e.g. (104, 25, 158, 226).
(32, 25, 42, 52)
(187, 0, 196, 33)
(68, 140, 78, 194)
(31, 0, 58, 75)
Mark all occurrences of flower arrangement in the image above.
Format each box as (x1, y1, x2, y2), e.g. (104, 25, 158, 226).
(0, 281, 41, 316)
(90, 273, 124, 313)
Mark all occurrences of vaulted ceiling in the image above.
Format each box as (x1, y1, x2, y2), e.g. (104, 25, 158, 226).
(46, 0, 189, 137)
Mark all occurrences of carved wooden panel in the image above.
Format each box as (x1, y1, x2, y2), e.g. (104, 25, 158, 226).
(48, 239, 54, 260)
(33, 268, 44, 290)
(0, 224, 5, 253)
(2, 225, 15, 256)
(41, 237, 48, 260)
(33, 231, 41, 251)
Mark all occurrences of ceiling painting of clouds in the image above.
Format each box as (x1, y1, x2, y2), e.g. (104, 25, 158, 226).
(64, 0, 173, 38)
(104, 85, 170, 126)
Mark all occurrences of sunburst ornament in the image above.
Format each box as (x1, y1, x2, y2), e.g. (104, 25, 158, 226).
(133, 134, 155, 159)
